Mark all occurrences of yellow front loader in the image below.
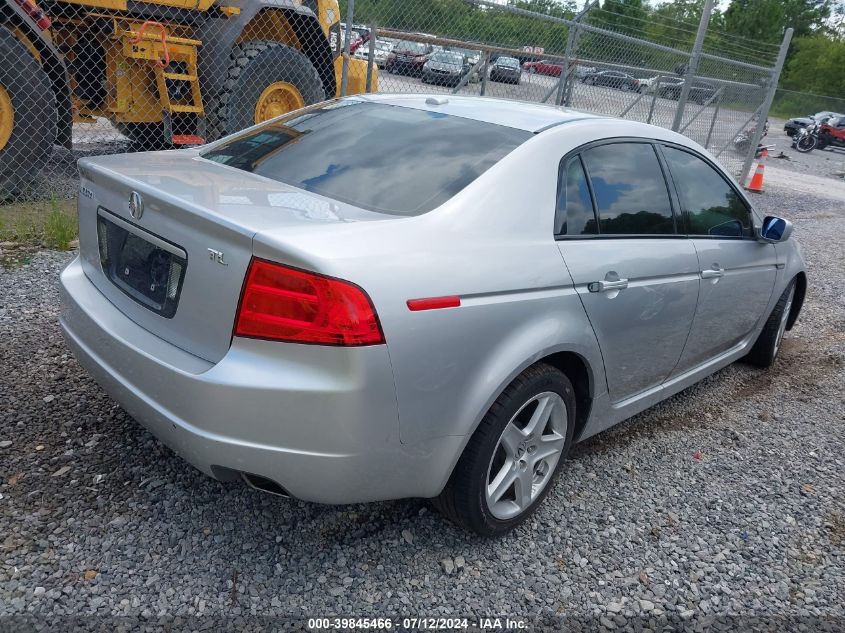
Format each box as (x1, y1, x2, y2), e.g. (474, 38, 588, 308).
(0, 0, 375, 194)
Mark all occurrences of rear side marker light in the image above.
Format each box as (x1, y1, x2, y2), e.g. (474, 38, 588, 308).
(234, 258, 384, 346)
(407, 296, 461, 311)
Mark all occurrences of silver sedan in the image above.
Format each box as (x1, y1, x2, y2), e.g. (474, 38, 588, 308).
(60, 95, 805, 535)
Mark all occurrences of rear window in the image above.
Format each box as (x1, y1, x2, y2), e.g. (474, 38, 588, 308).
(395, 42, 428, 55)
(202, 101, 530, 216)
(431, 51, 464, 64)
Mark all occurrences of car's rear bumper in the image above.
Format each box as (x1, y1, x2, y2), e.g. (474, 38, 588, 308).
(491, 72, 520, 82)
(59, 256, 462, 503)
(388, 60, 424, 75)
(422, 70, 461, 85)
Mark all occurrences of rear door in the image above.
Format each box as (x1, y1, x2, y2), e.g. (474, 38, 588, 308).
(555, 142, 700, 403)
(659, 145, 777, 373)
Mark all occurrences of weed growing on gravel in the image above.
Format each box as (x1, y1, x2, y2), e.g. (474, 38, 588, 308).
(44, 195, 78, 250)
(0, 195, 77, 249)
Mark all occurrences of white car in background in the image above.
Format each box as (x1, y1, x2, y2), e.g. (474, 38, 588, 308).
(353, 40, 395, 68)
(638, 76, 659, 94)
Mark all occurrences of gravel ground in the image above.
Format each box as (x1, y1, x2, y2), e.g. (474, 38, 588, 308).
(1, 176, 844, 631)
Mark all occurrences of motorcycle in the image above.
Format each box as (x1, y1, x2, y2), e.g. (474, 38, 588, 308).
(793, 118, 845, 153)
(792, 122, 818, 153)
(733, 119, 770, 154)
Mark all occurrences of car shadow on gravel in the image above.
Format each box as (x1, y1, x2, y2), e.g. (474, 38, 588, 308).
(567, 329, 835, 461)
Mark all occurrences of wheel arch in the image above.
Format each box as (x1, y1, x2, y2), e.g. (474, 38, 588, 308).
(195, 1, 335, 103)
(432, 342, 602, 497)
(537, 351, 594, 442)
(0, 13, 72, 148)
(786, 271, 806, 330)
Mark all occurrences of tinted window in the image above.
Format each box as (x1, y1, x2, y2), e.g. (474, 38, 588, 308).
(498, 57, 519, 67)
(662, 146, 751, 238)
(556, 156, 597, 235)
(581, 143, 675, 234)
(431, 51, 463, 64)
(396, 42, 428, 54)
(203, 101, 530, 216)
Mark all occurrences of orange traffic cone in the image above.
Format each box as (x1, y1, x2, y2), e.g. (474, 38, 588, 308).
(746, 148, 768, 193)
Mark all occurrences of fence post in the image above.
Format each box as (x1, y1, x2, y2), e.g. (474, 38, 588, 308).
(365, 23, 376, 93)
(480, 51, 490, 96)
(704, 88, 723, 148)
(738, 28, 793, 185)
(559, 0, 596, 107)
(340, 0, 355, 97)
(646, 76, 663, 124)
(671, 0, 713, 132)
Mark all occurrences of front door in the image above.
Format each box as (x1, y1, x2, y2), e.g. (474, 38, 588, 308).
(658, 145, 778, 373)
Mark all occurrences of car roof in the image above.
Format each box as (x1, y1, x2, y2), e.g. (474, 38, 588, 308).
(354, 94, 604, 133)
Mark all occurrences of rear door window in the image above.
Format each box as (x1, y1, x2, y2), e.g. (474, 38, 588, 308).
(581, 143, 675, 235)
(661, 146, 752, 238)
(202, 100, 530, 216)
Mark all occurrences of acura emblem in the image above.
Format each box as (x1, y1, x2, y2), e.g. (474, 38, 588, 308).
(129, 191, 144, 220)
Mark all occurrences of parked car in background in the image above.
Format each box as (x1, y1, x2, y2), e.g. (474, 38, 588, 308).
(422, 51, 471, 87)
(783, 111, 843, 137)
(489, 56, 522, 84)
(385, 41, 433, 76)
(658, 78, 718, 104)
(448, 47, 481, 66)
(523, 59, 563, 77)
(582, 70, 640, 92)
(61, 94, 805, 536)
(638, 76, 660, 94)
(353, 40, 395, 68)
(573, 64, 597, 79)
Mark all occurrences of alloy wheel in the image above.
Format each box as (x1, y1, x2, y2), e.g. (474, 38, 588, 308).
(485, 392, 568, 520)
(773, 285, 795, 358)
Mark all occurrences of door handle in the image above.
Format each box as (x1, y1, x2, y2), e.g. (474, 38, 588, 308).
(588, 278, 629, 293)
(700, 266, 725, 279)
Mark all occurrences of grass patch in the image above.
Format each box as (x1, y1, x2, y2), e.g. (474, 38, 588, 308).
(0, 196, 78, 249)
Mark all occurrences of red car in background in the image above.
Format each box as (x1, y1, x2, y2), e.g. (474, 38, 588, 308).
(522, 60, 563, 77)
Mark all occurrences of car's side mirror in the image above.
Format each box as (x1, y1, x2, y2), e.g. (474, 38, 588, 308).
(758, 216, 793, 243)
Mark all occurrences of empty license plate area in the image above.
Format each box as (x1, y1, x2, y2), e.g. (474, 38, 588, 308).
(96, 209, 187, 318)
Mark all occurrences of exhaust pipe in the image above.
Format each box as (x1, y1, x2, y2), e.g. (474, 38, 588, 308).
(240, 472, 290, 498)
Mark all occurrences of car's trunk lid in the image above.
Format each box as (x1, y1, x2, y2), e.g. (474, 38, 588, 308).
(76, 150, 389, 363)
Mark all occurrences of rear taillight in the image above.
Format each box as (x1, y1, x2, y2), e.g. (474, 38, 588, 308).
(234, 258, 384, 346)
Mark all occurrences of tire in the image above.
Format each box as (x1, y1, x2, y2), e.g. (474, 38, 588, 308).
(795, 135, 817, 153)
(528, 67, 536, 74)
(206, 41, 325, 142)
(745, 280, 797, 368)
(0, 26, 57, 198)
(433, 363, 576, 536)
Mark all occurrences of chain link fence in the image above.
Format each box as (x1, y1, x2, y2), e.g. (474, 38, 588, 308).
(771, 88, 845, 121)
(0, 0, 368, 204)
(1, 0, 790, 206)
(345, 0, 790, 183)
